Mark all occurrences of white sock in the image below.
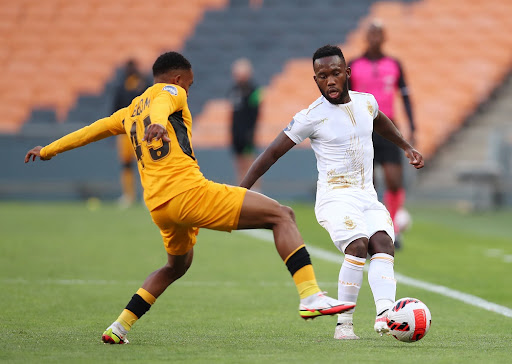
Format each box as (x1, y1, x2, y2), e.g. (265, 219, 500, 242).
(368, 253, 396, 315)
(337, 254, 365, 323)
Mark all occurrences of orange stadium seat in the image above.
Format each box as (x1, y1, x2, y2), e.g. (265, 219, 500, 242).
(232, 0, 512, 158)
(0, 0, 229, 133)
(0, 2, 21, 16)
(0, 13, 17, 35)
(192, 99, 232, 148)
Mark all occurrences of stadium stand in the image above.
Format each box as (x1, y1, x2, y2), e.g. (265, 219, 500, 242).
(194, 0, 512, 159)
(0, 0, 228, 133)
(410, 74, 512, 209)
(3, 0, 512, 204)
(2, 0, 416, 132)
(2, 0, 511, 162)
(189, 0, 407, 146)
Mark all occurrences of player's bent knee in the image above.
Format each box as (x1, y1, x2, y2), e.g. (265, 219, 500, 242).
(273, 205, 297, 229)
(344, 238, 368, 258)
(280, 205, 296, 222)
(162, 259, 192, 281)
(369, 231, 394, 256)
(162, 262, 190, 281)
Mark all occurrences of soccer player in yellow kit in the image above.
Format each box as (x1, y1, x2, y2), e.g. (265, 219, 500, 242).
(24, 52, 355, 344)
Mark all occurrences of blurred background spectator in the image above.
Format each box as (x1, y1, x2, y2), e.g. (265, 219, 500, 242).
(348, 20, 415, 247)
(228, 58, 262, 186)
(112, 59, 149, 208)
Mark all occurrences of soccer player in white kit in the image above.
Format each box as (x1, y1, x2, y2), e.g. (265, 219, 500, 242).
(240, 45, 424, 340)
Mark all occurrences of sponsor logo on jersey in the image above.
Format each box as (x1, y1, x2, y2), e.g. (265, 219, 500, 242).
(163, 85, 178, 96)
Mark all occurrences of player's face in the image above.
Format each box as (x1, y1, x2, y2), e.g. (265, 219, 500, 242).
(313, 56, 350, 104)
(367, 27, 384, 50)
(175, 69, 194, 95)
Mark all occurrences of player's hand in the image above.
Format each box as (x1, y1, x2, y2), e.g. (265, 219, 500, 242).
(143, 124, 170, 143)
(405, 147, 424, 169)
(24, 146, 51, 163)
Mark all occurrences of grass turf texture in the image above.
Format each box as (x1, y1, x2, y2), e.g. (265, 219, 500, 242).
(0, 202, 511, 363)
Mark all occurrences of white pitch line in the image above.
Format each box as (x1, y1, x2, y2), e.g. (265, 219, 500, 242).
(238, 230, 512, 318)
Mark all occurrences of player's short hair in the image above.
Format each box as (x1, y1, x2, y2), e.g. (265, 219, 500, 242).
(312, 45, 346, 65)
(152, 52, 192, 77)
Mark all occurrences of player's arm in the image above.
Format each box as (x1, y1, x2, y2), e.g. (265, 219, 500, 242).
(397, 61, 415, 139)
(240, 132, 296, 189)
(24, 108, 127, 163)
(241, 111, 313, 189)
(374, 110, 424, 169)
(143, 85, 186, 143)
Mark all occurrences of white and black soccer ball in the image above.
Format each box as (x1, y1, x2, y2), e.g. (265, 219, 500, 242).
(387, 297, 431, 342)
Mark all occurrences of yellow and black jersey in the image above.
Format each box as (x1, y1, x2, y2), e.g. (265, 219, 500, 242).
(40, 83, 206, 211)
(123, 83, 206, 210)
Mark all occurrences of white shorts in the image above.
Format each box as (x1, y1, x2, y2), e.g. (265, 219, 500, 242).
(315, 188, 395, 253)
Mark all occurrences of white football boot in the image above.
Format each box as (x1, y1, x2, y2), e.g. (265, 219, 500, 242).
(334, 321, 360, 340)
(299, 291, 355, 319)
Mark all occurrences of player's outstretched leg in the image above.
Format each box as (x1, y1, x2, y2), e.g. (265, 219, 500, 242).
(368, 232, 396, 336)
(237, 191, 355, 319)
(102, 250, 194, 344)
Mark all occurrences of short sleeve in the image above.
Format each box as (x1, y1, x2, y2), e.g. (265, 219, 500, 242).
(370, 94, 379, 119)
(283, 110, 314, 145)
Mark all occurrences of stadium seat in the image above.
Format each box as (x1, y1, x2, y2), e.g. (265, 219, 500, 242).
(244, 0, 512, 158)
(0, 0, 229, 133)
(187, 0, 382, 146)
(193, 99, 232, 147)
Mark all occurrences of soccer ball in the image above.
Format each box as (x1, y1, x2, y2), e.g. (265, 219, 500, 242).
(387, 297, 431, 342)
(394, 208, 412, 232)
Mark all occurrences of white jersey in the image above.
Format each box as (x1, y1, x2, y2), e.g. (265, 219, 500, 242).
(284, 91, 380, 199)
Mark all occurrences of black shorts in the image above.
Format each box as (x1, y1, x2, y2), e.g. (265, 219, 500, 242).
(232, 134, 255, 156)
(373, 132, 402, 165)
(232, 140, 255, 156)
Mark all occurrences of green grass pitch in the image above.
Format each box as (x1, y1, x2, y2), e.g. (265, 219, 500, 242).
(0, 201, 511, 363)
